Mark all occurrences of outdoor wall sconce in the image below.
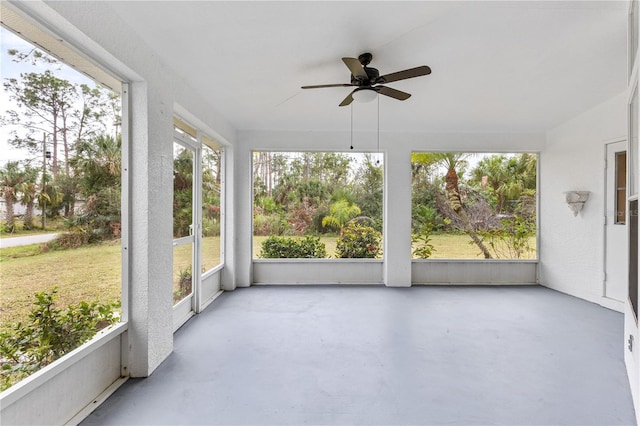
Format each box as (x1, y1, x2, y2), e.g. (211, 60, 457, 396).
(565, 191, 590, 217)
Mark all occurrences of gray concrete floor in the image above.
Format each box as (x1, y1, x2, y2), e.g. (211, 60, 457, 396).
(82, 285, 635, 425)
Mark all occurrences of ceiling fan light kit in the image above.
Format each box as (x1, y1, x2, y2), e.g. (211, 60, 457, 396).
(301, 52, 431, 106)
(352, 88, 378, 103)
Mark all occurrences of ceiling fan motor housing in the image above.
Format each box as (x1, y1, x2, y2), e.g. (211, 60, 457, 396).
(351, 67, 379, 86)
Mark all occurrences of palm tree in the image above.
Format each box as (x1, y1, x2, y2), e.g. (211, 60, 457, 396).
(471, 153, 537, 214)
(70, 134, 122, 238)
(0, 162, 24, 232)
(16, 166, 39, 230)
(414, 152, 492, 258)
(322, 199, 361, 234)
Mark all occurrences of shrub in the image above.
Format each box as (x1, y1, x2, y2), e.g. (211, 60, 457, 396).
(44, 227, 99, 250)
(253, 213, 290, 236)
(202, 217, 220, 237)
(479, 216, 535, 259)
(0, 289, 119, 391)
(259, 235, 327, 258)
(412, 224, 436, 259)
(174, 267, 192, 302)
(335, 222, 382, 258)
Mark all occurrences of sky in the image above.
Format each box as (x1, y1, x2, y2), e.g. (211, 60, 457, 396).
(0, 26, 99, 167)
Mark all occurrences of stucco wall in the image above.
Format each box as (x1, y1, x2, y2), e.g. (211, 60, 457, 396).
(540, 92, 626, 303)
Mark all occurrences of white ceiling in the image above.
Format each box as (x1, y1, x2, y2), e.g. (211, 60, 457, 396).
(106, 1, 628, 134)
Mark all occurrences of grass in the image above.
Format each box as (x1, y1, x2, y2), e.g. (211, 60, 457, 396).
(1, 241, 122, 332)
(1, 233, 536, 332)
(0, 216, 67, 238)
(427, 233, 537, 259)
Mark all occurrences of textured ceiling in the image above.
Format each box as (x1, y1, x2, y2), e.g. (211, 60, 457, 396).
(107, 1, 627, 134)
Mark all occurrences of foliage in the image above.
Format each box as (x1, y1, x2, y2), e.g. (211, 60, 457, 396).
(259, 235, 327, 258)
(322, 199, 361, 232)
(335, 222, 382, 258)
(174, 267, 192, 303)
(352, 154, 383, 230)
(479, 216, 536, 259)
(44, 227, 100, 250)
(0, 161, 24, 232)
(172, 147, 193, 238)
(412, 224, 436, 259)
(469, 153, 537, 214)
(286, 198, 317, 235)
(254, 213, 290, 236)
(1, 45, 120, 235)
(0, 289, 118, 391)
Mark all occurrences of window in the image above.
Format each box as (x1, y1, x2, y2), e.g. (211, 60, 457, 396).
(411, 152, 537, 260)
(0, 26, 122, 390)
(201, 138, 223, 272)
(252, 152, 383, 259)
(616, 151, 627, 224)
(631, 86, 639, 198)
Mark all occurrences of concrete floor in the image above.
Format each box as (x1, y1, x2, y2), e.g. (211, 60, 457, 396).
(82, 285, 635, 425)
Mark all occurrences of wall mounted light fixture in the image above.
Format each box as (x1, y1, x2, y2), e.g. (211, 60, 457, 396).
(565, 191, 590, 217)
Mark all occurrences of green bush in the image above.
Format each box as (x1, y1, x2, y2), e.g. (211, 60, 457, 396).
(174, 267, 192, 302)
(253, 213, 290, 236)
(202, 217, 220, 237)
(44, 227, 99, 250)
(412, 224, 436, 259)
(335, 222, 382, 258)
(479, 216, 536, 259)
(259, 235, 327, 258)
(0, 289, 119, 391)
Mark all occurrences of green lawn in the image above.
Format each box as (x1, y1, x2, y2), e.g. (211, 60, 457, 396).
(0, 216, 67, 238)
(1, 233, 535, 331)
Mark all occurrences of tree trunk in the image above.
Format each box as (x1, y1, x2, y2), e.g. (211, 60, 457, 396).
(444, 166, 492, 259)
(3, 189, 16, 230)
(23, 200, 34, 229)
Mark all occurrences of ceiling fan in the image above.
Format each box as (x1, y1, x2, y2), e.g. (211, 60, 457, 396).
(301, 52, 431, 107)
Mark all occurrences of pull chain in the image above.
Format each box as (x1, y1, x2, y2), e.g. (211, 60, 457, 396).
(376, 95, 380, 164)
(350, 103, 354, 150)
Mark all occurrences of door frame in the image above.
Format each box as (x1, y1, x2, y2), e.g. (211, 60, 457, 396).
(602, 138, 628, 312)
(172, 130, 202, 331)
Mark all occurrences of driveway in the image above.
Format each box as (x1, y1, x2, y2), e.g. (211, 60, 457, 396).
(0, 233, 60, 248)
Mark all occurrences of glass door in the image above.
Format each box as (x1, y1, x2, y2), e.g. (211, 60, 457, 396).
(172, 134, 199, 329)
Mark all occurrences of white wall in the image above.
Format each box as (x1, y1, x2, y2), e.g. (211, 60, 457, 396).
(539, 92, 626, 303)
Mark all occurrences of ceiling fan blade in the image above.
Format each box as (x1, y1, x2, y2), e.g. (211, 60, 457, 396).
(339, 90, 355, 107)
(301, 83, 354, 89)
(376, 86, 411, 101)
(377, 65, 431, 84)
(342, 57, 367, 79)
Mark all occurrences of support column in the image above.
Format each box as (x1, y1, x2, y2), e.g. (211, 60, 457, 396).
(125, 82, 174, 377)
(234, 142, 253, 287)
(384, 144, 412, 287)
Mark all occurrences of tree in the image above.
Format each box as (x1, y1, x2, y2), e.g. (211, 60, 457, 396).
(15, 165, 39, 230)
(352, 154, 383, 229)
(2, 47, 118, 221)
(0, 162, 23, 232)
(412, 152, 492, 258)
(2, 71, 76, 177)
(70, 135, 122, 238)
(470, 154, 537, 215)
(172, 147, 193, 237)
(322, 199, 361, 233)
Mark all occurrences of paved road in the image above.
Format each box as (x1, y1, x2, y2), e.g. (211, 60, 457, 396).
(0, 233, 60, 248)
